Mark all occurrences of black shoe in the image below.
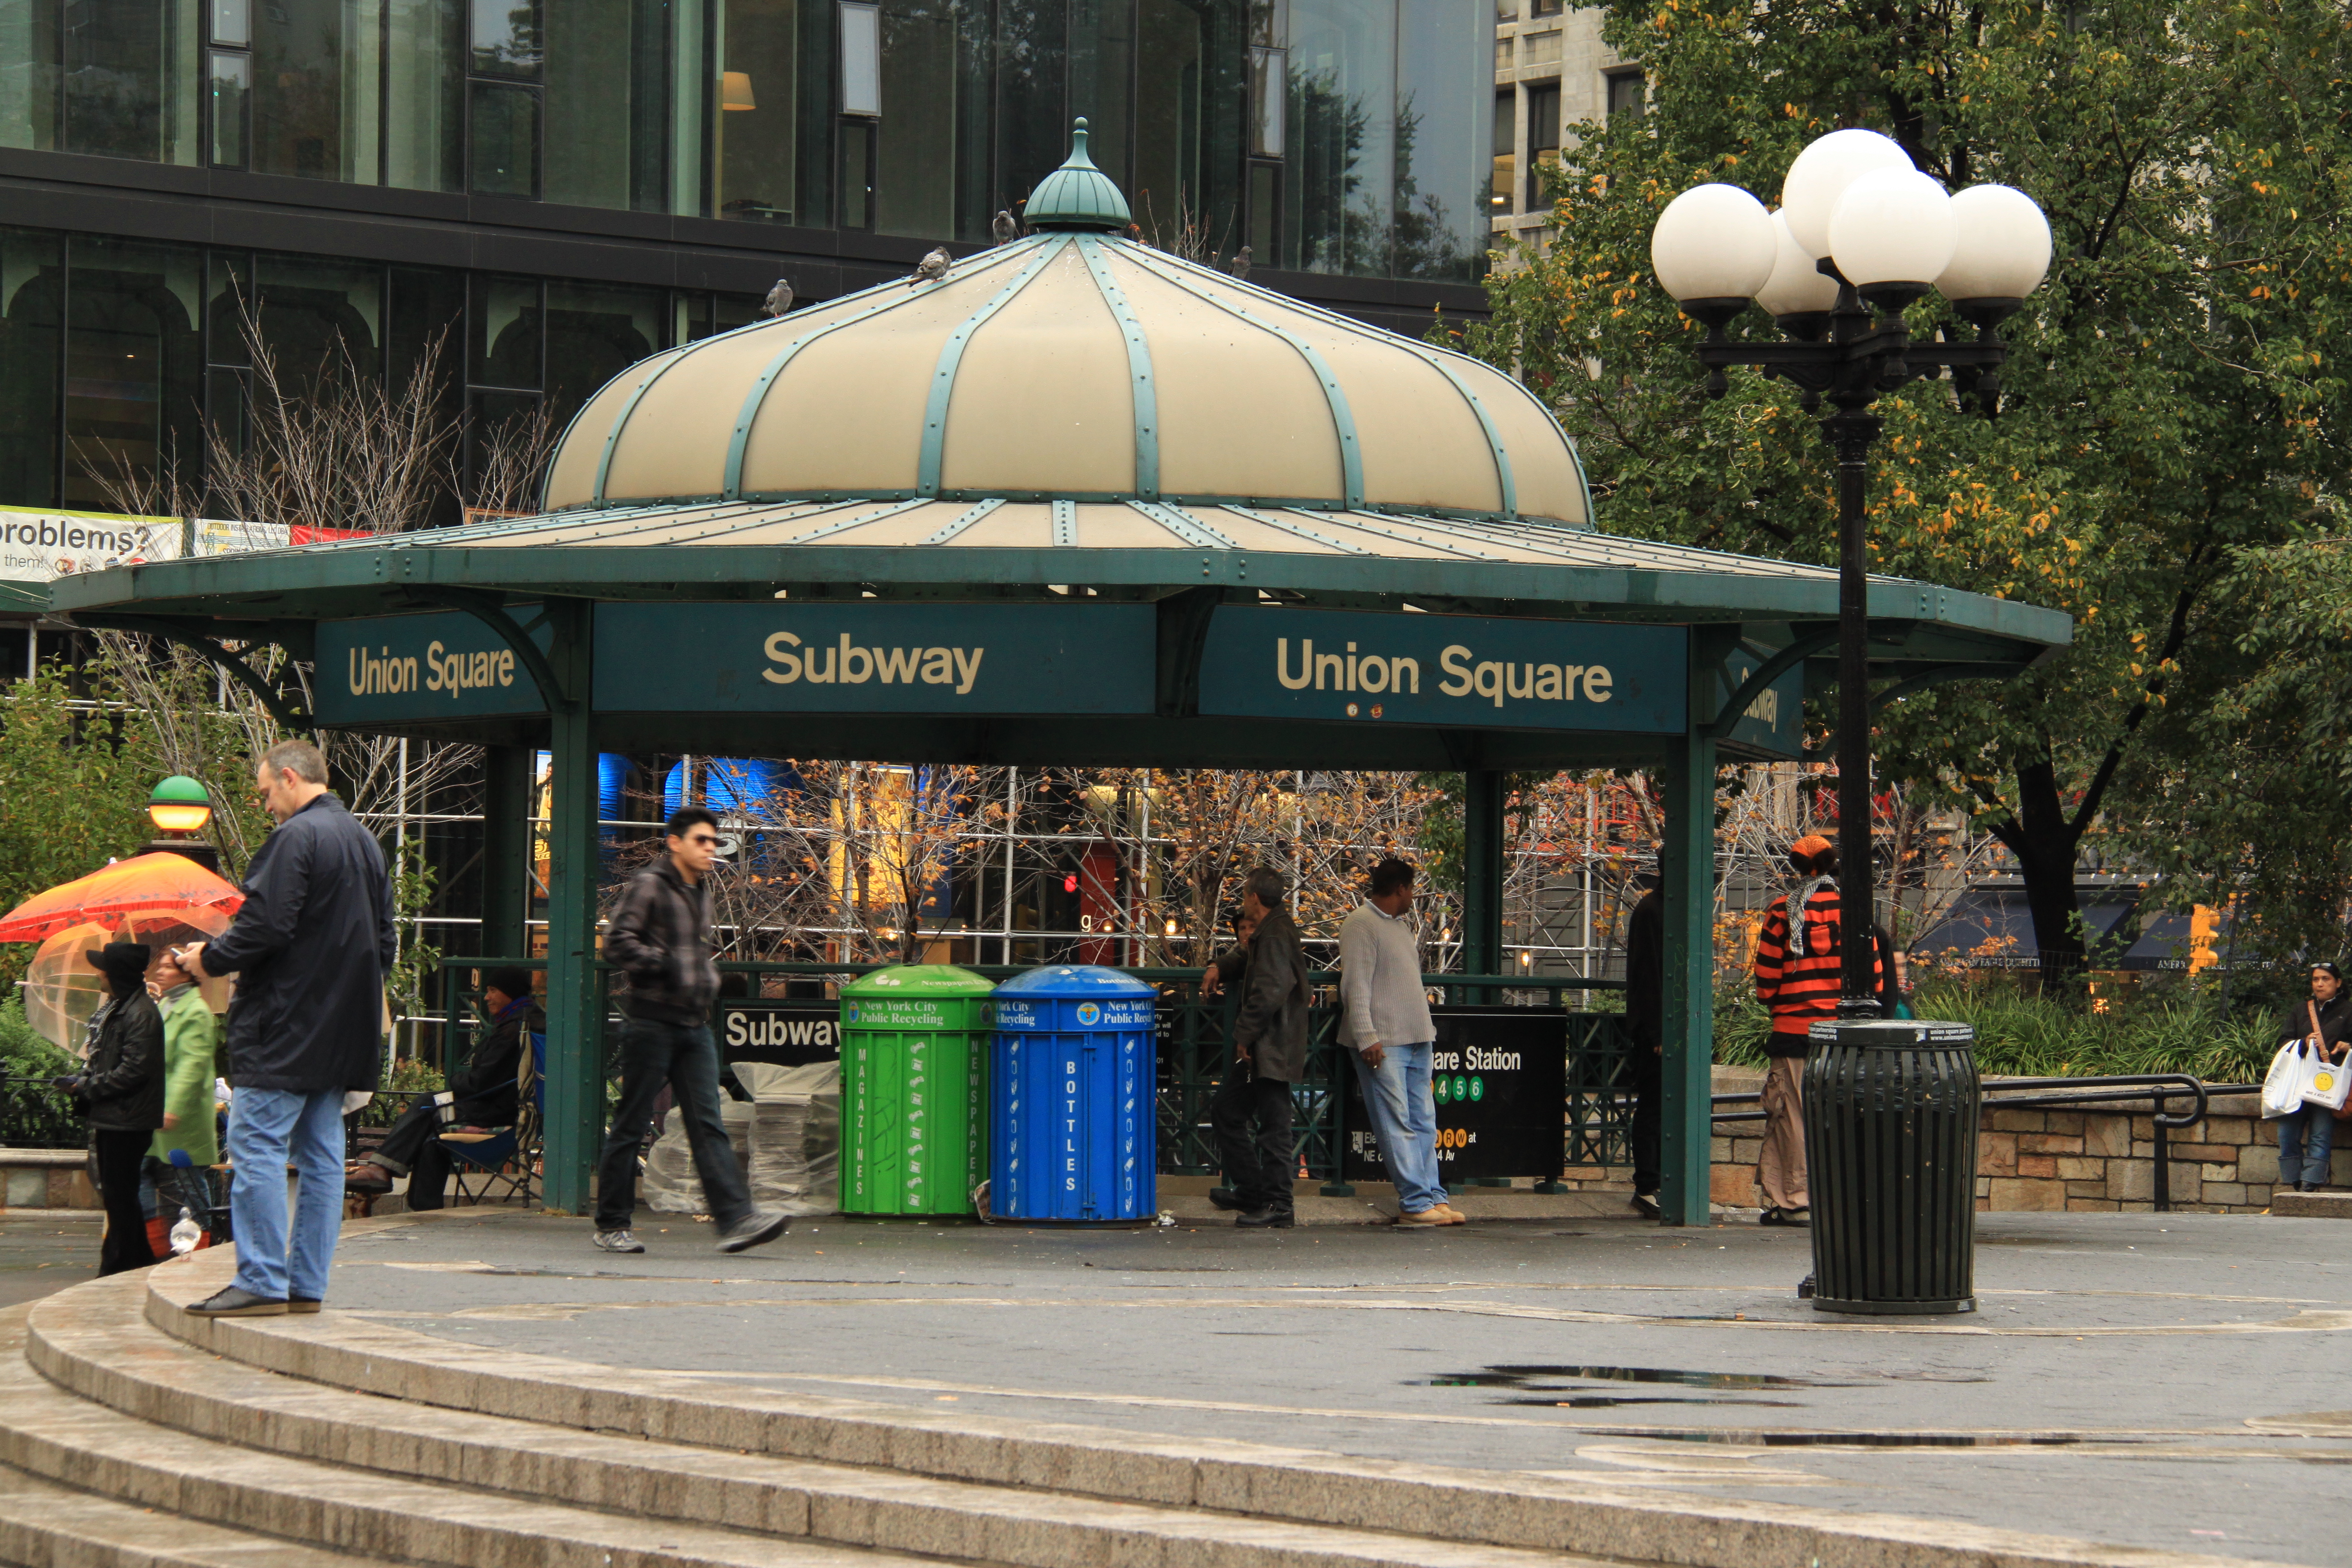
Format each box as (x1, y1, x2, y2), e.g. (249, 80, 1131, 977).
(1235, 1207, 1294, 1229)
(1630, 1192, 1661, 1220)
(1797, 1274, 1817, 1299)
(1760, 1206, 1810, 1227)
(186, 1286, 288, 1317)
(1208, 1186, 1247, 1212)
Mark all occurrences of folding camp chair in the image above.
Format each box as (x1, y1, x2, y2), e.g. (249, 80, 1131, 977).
(441, 1029, 544, 1207)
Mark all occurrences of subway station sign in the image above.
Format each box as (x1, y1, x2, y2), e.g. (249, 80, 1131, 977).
(1714, 641, 1806, 758)
(594, 602, 1156, 715)
(313, 610, 551, 725)
(1194, 606, 1682, 732)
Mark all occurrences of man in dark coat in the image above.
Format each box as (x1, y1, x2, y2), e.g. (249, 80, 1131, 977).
(347, 965, 539, 1209)
(1202, 866, 1311, 1228)
(184, 739, 396, 1316)
(1620, 875, 1664, 1220)
(58, 942, 164, 1274)
(592, 807, 788, 1256)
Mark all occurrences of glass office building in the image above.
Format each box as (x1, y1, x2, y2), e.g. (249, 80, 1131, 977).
(0, 0, 1493, 514)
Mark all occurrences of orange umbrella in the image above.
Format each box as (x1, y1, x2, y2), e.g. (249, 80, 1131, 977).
(0, 851, 244, 943)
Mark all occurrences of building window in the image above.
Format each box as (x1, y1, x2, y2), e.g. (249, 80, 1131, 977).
(1606, 67, 1644, 117)
(1490, 90, 1513, 213)
(1524, 81, 1558, 211)
(468, 0, 542, 197)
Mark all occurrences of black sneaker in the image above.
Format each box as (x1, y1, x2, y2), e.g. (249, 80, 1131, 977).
(1208, 1186, 1247, 1212)
(186, 1286, 288, 1317)
(716, 1210, 791, 1254)
(1630, 1192, 1661, 1220)
(1235, 1207, 1294, 1229)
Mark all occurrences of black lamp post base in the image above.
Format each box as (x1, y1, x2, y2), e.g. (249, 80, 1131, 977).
(1812, 1293, 1977, 1316)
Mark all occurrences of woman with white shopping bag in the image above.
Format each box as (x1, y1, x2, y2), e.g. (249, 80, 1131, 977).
(2267, 962, 2351, 1193)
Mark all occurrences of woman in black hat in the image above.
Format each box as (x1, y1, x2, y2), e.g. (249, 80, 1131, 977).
(54, 942, 166, 1274)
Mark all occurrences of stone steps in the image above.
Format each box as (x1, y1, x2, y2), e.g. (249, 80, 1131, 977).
(22, 1274, 1585, 1568)
(0, 1222, 2269, 1568)
(0, 1455, 366, 1568)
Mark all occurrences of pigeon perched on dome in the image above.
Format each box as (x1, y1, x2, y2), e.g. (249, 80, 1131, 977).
(761, 279, 794, 317)
(911, 248, 952, 286)
(992, 210, 1019, 245)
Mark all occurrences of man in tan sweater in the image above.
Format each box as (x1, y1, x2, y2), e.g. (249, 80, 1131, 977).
(1337, 858, 1462, 1227)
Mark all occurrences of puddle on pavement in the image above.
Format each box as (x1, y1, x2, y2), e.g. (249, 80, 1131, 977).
(1416, 1364, 1846, 1391)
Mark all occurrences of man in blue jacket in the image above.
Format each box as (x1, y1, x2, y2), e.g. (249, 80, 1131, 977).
(183, 738, 395, 1317)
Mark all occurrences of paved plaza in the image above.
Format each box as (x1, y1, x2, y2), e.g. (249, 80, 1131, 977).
(316, 1207, 2350, 1566)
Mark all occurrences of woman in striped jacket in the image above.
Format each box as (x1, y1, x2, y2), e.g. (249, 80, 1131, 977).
(1749, 835, 1879, 1225)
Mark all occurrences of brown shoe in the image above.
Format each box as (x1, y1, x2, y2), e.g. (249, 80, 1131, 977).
(1395, 1207, 1450, 1226)
(288, 1298, 323, 1315)
(1433, 1204, 1469, 1225)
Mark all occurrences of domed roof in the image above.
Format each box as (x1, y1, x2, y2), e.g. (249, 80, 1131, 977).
(542, 130, 1589, 530)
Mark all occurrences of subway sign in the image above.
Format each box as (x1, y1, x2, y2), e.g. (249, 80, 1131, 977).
(593, 602, 1155, 715)
(313, 610, 550, 725)
(1194, 606, 1682, 732)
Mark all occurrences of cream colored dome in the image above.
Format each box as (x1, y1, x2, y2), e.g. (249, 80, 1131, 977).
(544, 234, 1589, 529)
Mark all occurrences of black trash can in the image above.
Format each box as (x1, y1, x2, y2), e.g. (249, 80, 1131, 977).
(1803, 1019, 1980, 1315)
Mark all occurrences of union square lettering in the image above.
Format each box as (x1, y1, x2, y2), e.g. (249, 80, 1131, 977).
(1199, 606, 1682, 733)
(313, 610, 549, 725)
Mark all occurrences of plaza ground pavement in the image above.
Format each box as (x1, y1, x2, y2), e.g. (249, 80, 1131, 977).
(0, 1212, 100, 1309)
(285, 1205, 2352, 1566)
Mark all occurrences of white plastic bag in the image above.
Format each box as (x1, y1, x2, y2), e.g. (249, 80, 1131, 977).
(2262, 1041, 2310, 1119)
(2304, 1050, 2352, 1113)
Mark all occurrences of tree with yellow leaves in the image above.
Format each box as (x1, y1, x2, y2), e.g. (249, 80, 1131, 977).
(1464, 0, 2350, 994)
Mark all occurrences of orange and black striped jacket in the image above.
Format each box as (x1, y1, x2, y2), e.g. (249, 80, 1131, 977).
(1752, 882, 1879, 1054)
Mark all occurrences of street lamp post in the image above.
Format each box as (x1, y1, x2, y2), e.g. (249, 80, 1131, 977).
(1649, 130, 2051, 1012)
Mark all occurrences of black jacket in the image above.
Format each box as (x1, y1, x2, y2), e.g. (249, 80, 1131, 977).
(605, 857, 719, 1025)
(1229, 906, 1313, 1083)
(450, 1000, 541, 1124)
(204, 792, 397, 1093)
(1623, 887, 1663, 1051)
(77, 990, 165, 1132)
(2278, 991, 2352, 1057)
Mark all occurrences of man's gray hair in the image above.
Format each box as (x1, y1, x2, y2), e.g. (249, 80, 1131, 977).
(259, 737, 328, 785)
(1243, 866, 1289, 907)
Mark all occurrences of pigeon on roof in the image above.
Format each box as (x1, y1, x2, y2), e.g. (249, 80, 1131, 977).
(761, 278, 794, 317)
(911, 247, 952, 286)
(1229, 246, 1253, 281)
(992, 209, 1019, 245)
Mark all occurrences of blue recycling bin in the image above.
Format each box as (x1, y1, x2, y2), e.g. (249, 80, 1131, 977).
(990, 965, 1159, 1222)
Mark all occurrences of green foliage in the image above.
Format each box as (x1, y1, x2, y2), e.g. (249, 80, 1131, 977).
(0, 670, 159, 991)
(1714, 980, 2280, 1082)
(1463, 0, 2352, 985)
(0, 995, 73, 1076)
(386, 840, 441, 1025)
(361, 1055, 446, 1128)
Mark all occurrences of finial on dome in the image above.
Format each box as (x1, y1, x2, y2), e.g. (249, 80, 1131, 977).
(1022, 116, 1133, 232)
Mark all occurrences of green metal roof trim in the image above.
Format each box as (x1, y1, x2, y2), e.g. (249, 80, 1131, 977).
(1021, 119, 1132, 230)
(47, 529, 2071, 661)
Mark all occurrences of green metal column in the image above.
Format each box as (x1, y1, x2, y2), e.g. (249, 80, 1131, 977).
(480, 743, 531, 959)
(1658, 730, 1717, 1228)
(1462, 769, 1504, 989)
(539, 601, 601, 1215)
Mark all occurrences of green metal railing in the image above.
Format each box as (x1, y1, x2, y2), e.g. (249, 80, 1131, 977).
(427, 957, 1630, 1186)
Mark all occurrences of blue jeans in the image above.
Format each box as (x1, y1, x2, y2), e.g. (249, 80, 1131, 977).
(1352, 1042, 1447, 1213)
(2279, 1105, 2337, 1188)
(226, 1087, 347, 1301)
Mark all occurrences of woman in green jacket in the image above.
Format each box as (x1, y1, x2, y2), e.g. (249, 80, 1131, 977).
(147, 946, 221, 1239)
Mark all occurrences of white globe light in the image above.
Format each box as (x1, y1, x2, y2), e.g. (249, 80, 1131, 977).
(1779, 129, 1912, 260)
(1936, 184, 2053, 302)
(1648, 183, 1777, 304)
(1826, 168, 1958, 289)
(1755, 210, 1843, 319)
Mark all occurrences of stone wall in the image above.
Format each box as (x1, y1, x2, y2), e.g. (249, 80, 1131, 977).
(1546, 1072, 2346, 1215)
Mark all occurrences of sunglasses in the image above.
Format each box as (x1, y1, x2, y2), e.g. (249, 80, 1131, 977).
(684, 833, 720, 846)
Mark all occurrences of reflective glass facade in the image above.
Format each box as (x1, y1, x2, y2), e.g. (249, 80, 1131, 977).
(0, 227, 763, 513)
(0, 0, 1488, 277)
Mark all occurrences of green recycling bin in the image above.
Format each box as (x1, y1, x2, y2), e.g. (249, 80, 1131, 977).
(838, 965, 994, 1216)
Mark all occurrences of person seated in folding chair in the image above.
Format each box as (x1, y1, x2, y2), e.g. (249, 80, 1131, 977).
(347, 967, 539, 1209)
